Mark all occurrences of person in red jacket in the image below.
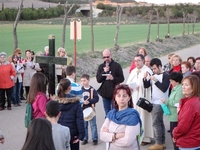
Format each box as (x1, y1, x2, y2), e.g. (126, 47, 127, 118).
(173, 75, 200, 150)
(0, 52, 16, 110)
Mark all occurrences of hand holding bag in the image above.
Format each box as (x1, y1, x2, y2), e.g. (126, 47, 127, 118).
(137, 97, 153, 112)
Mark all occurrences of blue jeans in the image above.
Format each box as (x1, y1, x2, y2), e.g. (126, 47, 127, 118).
(83, 116, 98, 141)
(102, 97, 113, 115)
(151, 104, 165, 144)
(12, 81, 22, 105)
(179, 147, 200, 150)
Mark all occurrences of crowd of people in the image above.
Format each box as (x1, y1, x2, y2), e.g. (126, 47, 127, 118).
(0, 47, 200, 150)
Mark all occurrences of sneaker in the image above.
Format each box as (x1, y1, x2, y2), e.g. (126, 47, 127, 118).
(81, 140, 88, 145)
(93, 140, 98, 145)
(17, 103, 21, 106)
(148, 144, 164, 150)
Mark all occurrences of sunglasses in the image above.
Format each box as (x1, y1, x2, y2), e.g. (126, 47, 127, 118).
(115, 84, 129, 89)
(103, 56, 110, 59)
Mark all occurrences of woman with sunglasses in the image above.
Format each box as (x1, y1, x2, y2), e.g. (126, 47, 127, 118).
(100, 84, 142, 150)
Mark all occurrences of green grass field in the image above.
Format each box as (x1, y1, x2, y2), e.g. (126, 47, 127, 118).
(0, 23, 200, 57)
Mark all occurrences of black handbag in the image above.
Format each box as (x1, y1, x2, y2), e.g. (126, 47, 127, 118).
(137, 97, 153, 112)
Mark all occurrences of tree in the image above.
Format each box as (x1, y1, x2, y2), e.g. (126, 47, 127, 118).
(90, 0, 94, 52)
(61, 1, 76, 48)
(182, 11, 186, 35)
(146, 10, 153, 43)
(191, 11, 197, 35)
(13, 0, 23, 50)
(187, 13, 190, 35)
(154, 8, 161, 41)
(114, 5, 123, 49)
(164, 8, 172, 38)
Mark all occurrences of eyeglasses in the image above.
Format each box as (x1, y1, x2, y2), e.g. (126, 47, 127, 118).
(134, 59, 142, 62)
(103, 56, 110, 59)
(18, 53, 21, 54)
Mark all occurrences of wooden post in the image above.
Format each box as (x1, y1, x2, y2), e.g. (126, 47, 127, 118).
(48, 35, 56, 95)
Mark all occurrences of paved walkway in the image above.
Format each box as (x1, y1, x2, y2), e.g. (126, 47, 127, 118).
(0, 44, 199, 150)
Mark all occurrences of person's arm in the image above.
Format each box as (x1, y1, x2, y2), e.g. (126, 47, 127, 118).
(96, 64, 107, 83)
(112, 64, 124, 84)
(173, 104, 195, 139)
(165, 86, 183, 107)
(65, 127, 71, 150)
(37, 94, 48, 117)
(143, 78, 151, 88)
(89, 88, 99, 105)
(114, 123, 140, 147)
(155, 73, 170, 92)
(100, 118, 113, 142)
(75, 103, 85, 141)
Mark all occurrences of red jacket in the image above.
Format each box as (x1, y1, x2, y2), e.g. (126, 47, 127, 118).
(0, 62, 16, 89)
(173, 96, 200, 148)
(129, 61, 136, 73)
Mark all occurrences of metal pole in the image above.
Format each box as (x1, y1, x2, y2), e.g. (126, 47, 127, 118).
(74, 19, 77, 82)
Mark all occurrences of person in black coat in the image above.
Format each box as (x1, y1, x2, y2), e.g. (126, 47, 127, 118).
(96, 49, 124, 115)
(52, 78, 84, 150)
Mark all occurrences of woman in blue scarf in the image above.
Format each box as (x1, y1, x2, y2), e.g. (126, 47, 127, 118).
(100, 84, 142, 150)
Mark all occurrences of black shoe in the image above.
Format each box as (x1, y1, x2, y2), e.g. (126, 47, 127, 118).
(93, 140, 98, 145)
(81, 140, 88, 145)
(21, 96, 26, 100)
(167, 130, 170, 133)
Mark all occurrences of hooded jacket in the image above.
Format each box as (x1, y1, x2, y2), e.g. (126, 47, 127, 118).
(52, 95, 85, 142)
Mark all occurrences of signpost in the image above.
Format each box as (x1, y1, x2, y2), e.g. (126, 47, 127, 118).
(36, 35, 67, 95)
(70, 18, 81, 81)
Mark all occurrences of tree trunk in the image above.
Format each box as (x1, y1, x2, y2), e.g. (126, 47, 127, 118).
(191, 11, 197, 35)
(114, 5, 123, 49)
(154, 8, 160, 40)
(61, 2, 75, 48)
(146, 10, 152, 43)
(90, 0, 94, 52)
(182, 12, 186, 36)
(13, 0, 23, 50)
(187, 14, 190, 35)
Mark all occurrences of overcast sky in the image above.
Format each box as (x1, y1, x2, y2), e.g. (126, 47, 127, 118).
(140, 0, 199, 4)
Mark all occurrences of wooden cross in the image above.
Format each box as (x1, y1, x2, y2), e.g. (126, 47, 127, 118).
(35, 35, 67, 95)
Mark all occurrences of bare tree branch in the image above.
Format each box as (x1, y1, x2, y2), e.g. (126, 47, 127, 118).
(13, 0, 23, 50)
(90, 0, 94, 52)
(61, 1, 76, 48)
(114, 5, 123, 49)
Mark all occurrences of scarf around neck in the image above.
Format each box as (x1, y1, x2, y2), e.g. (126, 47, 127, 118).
(106, 108, 142, 127)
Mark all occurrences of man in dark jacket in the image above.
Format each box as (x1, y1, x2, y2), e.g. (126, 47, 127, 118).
(96, 49, 124, 115)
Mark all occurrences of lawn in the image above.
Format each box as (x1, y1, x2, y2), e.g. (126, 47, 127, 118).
(0, 23, 200, 57)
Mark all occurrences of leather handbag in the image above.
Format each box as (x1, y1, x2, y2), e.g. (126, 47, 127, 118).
(137, 97, 153, 112)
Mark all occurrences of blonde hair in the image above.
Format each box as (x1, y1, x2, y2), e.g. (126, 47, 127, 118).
(57, 47, 66, 56)
(171, 54, 182, 67)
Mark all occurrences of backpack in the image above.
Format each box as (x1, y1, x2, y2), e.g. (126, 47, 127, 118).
(24, 103, 32, 128)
